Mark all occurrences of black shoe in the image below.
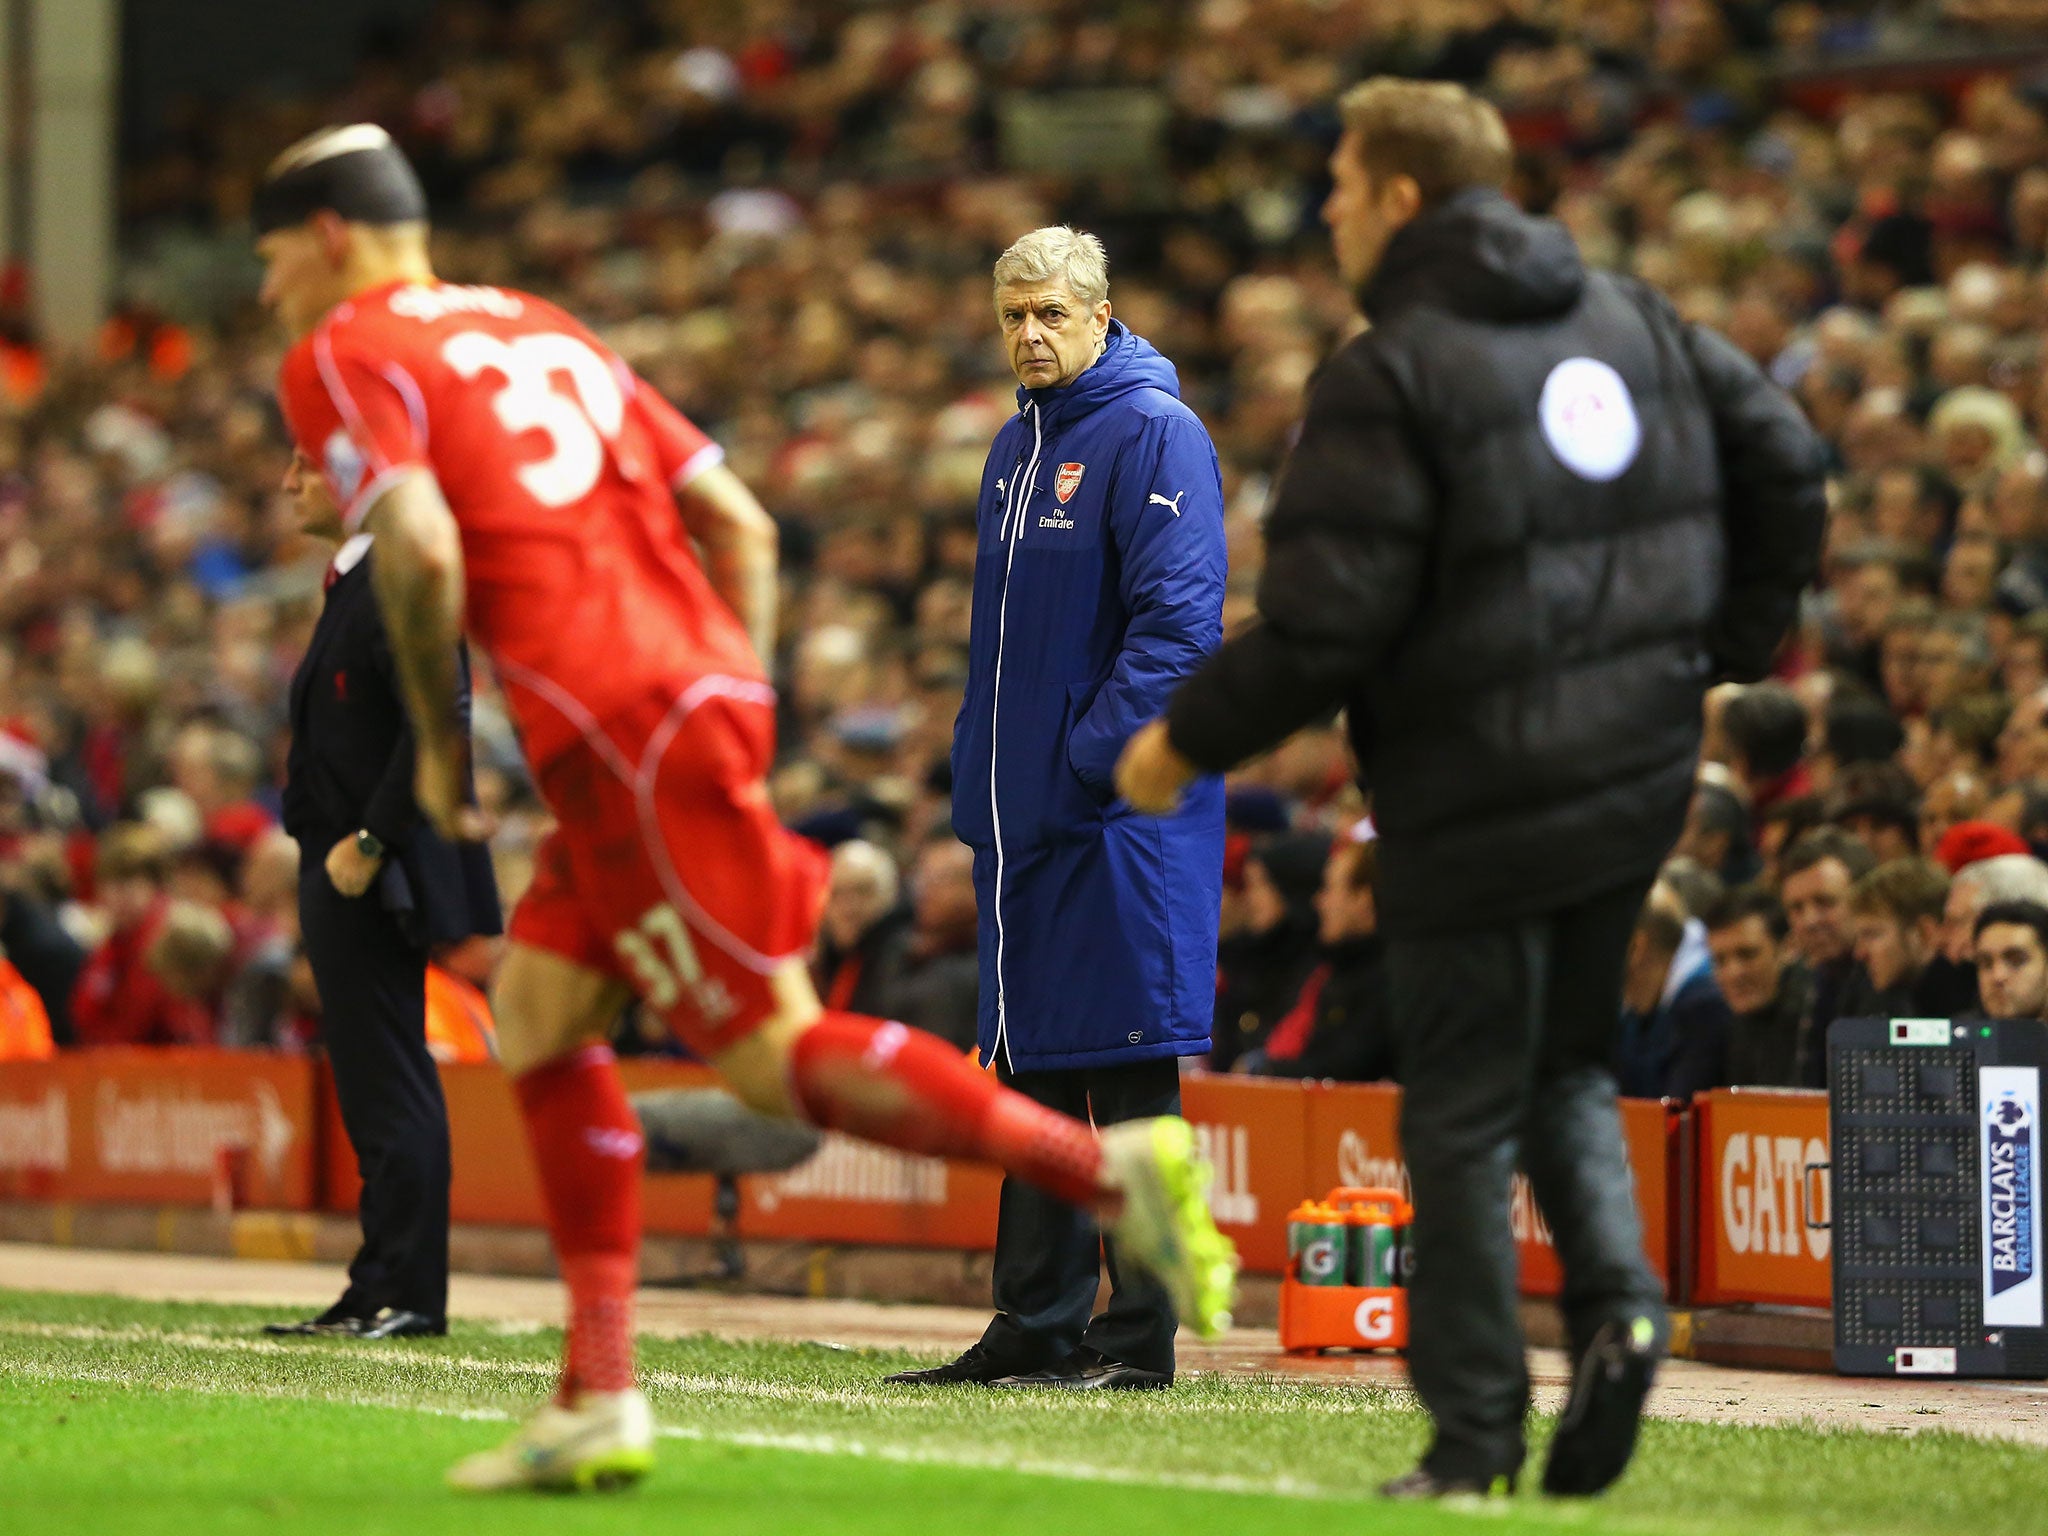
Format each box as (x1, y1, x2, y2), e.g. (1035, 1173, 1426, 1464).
(1542, 1315, 1661, 1497)
(354, 1308, 446, 1340)
(881, 1342, 1030, 1386)
(1380, 1466, 1517, 1500)
(263, 1299, 369, 1337)
(993, 1347, 1172, 1390)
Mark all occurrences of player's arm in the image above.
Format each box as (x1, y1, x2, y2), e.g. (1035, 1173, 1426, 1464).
(625, 372, 779, 664)
(677, 462, 779, 666)
(361, 469, 487, 842)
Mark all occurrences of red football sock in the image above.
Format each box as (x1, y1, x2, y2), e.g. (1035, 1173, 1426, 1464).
(513, 1043, 643, 1400)
(788, 1012, 1106, 1207)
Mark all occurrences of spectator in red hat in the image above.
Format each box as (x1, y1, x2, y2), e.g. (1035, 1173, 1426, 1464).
(1934, 819, 2032, 874)
(1940, 853, 2048, 995)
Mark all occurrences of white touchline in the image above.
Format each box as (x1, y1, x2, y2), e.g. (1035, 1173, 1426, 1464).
(1, 1341, 1383, 1506)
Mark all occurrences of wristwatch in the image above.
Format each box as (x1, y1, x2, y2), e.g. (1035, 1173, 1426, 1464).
(354, 829, 386, 861)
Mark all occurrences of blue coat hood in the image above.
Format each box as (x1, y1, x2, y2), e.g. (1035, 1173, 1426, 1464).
(952, 322, 1228, 1072)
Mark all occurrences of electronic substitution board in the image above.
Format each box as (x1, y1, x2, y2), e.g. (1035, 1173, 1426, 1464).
(1828, 1016, 2048, 1378)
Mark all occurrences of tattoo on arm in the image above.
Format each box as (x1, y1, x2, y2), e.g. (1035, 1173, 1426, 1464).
(364, 472, 468, 757)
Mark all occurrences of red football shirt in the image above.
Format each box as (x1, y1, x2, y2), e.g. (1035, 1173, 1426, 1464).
(277, 279, 756, 768)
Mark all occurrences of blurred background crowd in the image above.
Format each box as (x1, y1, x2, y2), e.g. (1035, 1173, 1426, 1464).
(2, 0, 2048, 1090)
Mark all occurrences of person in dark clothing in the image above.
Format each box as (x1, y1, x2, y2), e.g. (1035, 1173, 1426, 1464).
(1673, 774, 1758, 888)
(0, 885, 85, 1046)
(879, 837, 979, 1052)
(1974, 900, 2048, 1021)
(268, 450, 502, 1342)
(1778, 827, 1878, 1076)
(1117, 78, 1825, 1498)
(1615, 888, 1730, 1101)
(1821, 695, 1907, 780)
(812, 840, 914, 1019)
(893, 223, 1227, 1394)
(1246, 832, 1395, 1082)
(1212, 831, 1326, 1070)
(1847, 858, 1955, 1018)
(1719, 683, 1813, 816)
(1704, 885, 1819, 1087)
(1827, 760, 1919, 865)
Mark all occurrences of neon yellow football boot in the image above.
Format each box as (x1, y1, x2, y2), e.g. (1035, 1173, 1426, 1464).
(1100, 1116, 1239, 1340)
(447, 1387, 656, 1493)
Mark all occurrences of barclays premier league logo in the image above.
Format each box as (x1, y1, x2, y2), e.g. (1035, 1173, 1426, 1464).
(1981, 1068, 2042, 1327)
(1987, 1092, 2034, 1297)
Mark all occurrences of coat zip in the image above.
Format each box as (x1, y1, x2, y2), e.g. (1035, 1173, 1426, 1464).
(987, 402, 1042, 1073)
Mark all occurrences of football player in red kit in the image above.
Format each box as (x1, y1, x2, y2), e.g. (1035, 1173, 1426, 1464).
(257, 125, 1235, 1492)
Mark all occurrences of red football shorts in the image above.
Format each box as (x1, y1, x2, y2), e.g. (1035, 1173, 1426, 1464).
(507, 676, 830, 1056)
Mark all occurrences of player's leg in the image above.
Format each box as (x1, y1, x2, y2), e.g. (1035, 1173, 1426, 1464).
(493, 941, 643, 1404)
(708, 966, 1236, 1339)
(449, 845, 655, 1493)
(1520, 879, 1665, 1497)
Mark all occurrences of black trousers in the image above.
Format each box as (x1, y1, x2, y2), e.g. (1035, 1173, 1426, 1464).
(976, 1055, 1182, 1376)
(1386, 877, 1666, 1481)
(299, 861, 452, 1322)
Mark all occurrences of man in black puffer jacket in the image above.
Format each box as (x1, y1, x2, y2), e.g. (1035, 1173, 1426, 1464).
(1118, 79, 1825, 1500)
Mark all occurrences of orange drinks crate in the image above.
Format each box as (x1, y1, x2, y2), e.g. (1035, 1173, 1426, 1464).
(1278, 1185, 1411, 1354)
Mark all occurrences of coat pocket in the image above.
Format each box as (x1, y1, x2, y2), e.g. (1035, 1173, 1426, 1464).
(1064, 680, 1118, 808)
(990, 680, 1107, 849)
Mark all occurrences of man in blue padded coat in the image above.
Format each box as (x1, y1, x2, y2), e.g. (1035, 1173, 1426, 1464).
(884, 226, 1227, 1390)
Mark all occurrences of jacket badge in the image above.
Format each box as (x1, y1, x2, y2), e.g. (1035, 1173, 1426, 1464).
(334, 671, 348, 702)
(1055, 462, 1085, 503)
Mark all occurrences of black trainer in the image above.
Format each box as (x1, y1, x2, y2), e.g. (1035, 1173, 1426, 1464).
(1380, 1466, 1516, 1500)
(355, 1308, 446, 1340)
(1542, 1315, 1661, 1497)
(881, 1342, 1033, 1386)
(992, 1346, 1172, 1391)
(263, 1298, 370, 1337)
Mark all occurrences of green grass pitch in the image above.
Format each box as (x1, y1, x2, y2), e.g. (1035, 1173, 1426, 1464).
(1, 1289, 2042, 1535)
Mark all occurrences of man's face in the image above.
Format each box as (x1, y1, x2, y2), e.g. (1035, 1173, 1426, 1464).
(1998, 690, 2048, 782)
(1943, 538, 1999, 610)
(285, 450, 343, 541)
(101, 873, 159, 934)
(2002, 637, 2048, 701)
(1782, 856, 1856, 966)
(1880, 625, 1925, 713)
(1240, 858, 1287, 936)
(1943, 877, 1989, 964)
(1313, 847, 1376, 945)
(1977, 920, 2048, 1019)
(1918, 630, 1981, 712)
(1673, 788, 1729, 869)
(822, 866, 890, 953)
(1322, 131, 1420, 292)
(1842, 814, 1914, 867)
(1839, 565, 1902, 645)
(911, 845, 976, 942)
(1708, 915, 1787, 1016)
(256, 219, 345, 340)
(996, 282, 1110, 390)
(1853, 911, 1926, 992)
(1921, 773, 1983, 857)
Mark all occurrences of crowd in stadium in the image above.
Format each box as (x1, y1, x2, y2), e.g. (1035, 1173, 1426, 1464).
(1, 0, 2047, 1087)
